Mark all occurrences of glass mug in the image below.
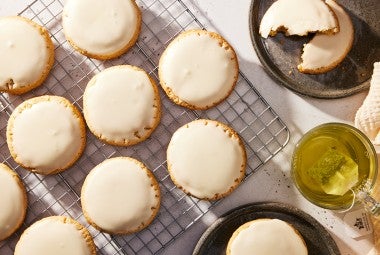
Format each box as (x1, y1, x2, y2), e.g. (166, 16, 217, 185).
(291, 122, 380, 215)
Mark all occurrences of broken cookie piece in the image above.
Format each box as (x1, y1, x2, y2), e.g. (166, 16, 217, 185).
(259, 0, 339, 38)
(298, 0, 354, 74)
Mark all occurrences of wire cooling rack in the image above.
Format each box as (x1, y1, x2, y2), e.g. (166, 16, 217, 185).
(0, 0, 289, 254)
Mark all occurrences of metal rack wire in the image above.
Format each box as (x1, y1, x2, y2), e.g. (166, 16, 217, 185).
(0, 0, 290, 254)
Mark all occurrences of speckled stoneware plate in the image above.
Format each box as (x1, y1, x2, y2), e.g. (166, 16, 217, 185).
(249, 0, 380, 98)
(192, 202, 340, 255)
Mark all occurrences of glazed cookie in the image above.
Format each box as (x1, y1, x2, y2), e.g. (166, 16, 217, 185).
(0, 163, 27, 241)
(81, 157, 160, 234)
(0, 16, 54, 94)
(226, 219, 308, 255)
(158, 29, 239, 110)
(15, 216, 96, 255)
(259, 0, 339, 38)
(83, 65, 161, 146)
(167, 119, 246, 200)
(298, 0, 354, 74)
(7, 95, 86, 175)
(62, 0, 141, 60)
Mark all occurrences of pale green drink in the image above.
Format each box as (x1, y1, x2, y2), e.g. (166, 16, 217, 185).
(292, 123, 378, 210)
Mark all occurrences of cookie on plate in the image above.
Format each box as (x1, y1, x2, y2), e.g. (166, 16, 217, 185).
(14, 216, 96, 255)
(0, 163, 27, 241)
(167, 119, 246, 200)
(0, 16, 54, 94)
(6, 95, 86, 175)
(158, 29, 239, 110)
(226, 218, 308, 255)
(83, 65, 161, 146)
(259, 0, 339, 38)
(81, 157, 160, 234)
(62, 0, 141, 60)
(298, 0, 354, 74)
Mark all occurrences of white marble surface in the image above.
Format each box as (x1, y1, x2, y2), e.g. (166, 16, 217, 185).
(0, 0, 376, 255)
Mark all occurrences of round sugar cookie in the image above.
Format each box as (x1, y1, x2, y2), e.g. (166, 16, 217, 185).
(83, 65, 161, 146)
(226, 219, 308, 255)
(6, 95, 86, 175)
(62, 0, 141, 60)
(0, 16, 54, 94)
(15, 216, 96, 255)
(81, 157, 160, 234)
(167, 119, 246, 200)
(0, 163, 27, 241)
(158, 29, 239, 110)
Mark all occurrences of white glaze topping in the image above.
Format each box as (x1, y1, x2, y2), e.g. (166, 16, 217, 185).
(167, 120, 245, 199)
(8, 96, 84, 174)
(0, 17, 50, 90)
(259, 0, 338, 38)
(0, 164, 26, 241)
(229, 219, 308, 255)
(159, 30, 238, 108)
(15, 217, 93, 255)
(83, 65, 159, 145)
(62, 0, 139, 56)
(298, 0, 354, 71)
(81, 157, 159, 233)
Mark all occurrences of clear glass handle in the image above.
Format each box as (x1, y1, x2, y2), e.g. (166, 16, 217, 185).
(355, 181, 380, 216)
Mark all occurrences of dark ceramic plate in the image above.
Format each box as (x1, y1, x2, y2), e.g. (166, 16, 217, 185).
(249, 0, 380, 98)
(192, 202, 340, 255)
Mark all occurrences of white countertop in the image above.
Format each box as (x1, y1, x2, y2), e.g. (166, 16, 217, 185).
(0, 0, 376, 254)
